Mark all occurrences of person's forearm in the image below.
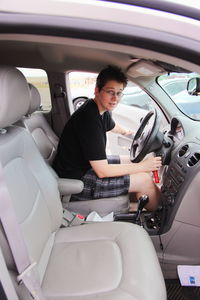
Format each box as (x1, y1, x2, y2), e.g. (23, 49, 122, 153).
(111, 124, 125, 135)
(95, 163, 143, 178)
(90, 157, 161, 178)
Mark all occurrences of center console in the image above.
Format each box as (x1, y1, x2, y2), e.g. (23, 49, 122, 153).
(114, 140, 200, 236)
(114, 195, 162, 235)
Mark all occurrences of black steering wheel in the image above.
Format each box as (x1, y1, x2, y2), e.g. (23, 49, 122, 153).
(130, 109, 162, 163)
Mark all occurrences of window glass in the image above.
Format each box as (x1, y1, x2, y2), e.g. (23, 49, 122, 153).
(18, 68, 51, 111)
(68, 71, 154, 111)
(121, 81, 153, 110)
(69, 72, 96, 95)
(158, 72, 200, 120)
(68, 71, 97, 110)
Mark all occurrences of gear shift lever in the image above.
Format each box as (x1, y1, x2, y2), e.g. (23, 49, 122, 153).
(135, 195, 149, 223)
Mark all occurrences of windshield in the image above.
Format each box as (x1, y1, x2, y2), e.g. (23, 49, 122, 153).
(158, 72, 200, 120)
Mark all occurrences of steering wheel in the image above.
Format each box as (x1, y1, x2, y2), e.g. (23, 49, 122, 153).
(130, 109, 162, 163)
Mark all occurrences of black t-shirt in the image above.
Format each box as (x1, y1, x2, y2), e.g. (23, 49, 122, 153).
(53, 99, 115, 179)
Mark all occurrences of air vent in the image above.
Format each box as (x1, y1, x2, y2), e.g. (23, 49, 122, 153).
(188, 153, 200, 167)
(178, 144, 189, 157)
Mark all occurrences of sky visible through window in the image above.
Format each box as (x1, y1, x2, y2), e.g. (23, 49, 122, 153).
(18, 68, 46, 76)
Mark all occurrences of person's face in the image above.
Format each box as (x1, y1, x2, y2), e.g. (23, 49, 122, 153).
(94, 80, 124, 112)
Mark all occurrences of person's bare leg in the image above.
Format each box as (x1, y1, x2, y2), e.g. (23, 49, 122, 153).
(119, 155, 160, 210)
(129, 172, 160, 211)
(120, 155, 131, 164)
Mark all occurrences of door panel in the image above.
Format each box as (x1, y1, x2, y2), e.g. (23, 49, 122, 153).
(107, 103, 148, 155)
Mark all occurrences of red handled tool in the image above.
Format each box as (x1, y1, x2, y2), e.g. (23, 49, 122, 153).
(153, 170, 160, 183)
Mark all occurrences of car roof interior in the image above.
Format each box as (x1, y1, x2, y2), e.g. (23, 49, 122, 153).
(0, 33, 195, 77)
(1, 0, 200, 77)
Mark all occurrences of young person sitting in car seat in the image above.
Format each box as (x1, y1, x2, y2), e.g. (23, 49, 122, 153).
(53, 65, 162, 211)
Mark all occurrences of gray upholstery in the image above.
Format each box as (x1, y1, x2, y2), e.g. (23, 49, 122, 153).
(23, 83, 59, 164)
(67, 195, 130, 216)
(25, 83, 130, 215)
(0, 66, 166, 299)
(27, 82, 41, 114)
(0, 68, 30, 128)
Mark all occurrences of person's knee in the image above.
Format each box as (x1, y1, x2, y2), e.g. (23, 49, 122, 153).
(129, 172, 148, 192)
(143, 173, 155, 189)
(129, 172, 159, 210)
(138, 173, 160, 210)
(120, 155, 131, 164)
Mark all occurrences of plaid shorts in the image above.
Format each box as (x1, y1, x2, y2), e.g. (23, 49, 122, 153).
(71, 155, 130, 201)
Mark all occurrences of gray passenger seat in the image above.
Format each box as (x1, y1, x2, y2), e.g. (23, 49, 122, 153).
(25, 83, 130, 216)
(0, 67, 167, 299)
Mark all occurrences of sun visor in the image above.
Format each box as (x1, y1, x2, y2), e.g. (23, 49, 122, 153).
(127, 60, 165, 78)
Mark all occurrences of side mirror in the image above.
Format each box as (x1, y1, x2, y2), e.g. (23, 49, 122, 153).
(187, 77, 200, 95)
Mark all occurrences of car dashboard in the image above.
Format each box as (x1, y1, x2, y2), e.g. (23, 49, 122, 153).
(141, 116, 200, 235)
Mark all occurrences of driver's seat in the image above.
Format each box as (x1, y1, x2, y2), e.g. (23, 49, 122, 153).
(23, 83, 130, 216)
(66, 194, 129, 216)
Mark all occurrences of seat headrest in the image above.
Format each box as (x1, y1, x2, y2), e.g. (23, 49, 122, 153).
(0, 67, 30, 128)
(28, 83, 41, 114)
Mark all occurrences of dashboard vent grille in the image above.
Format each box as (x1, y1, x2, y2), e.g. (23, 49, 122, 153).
(188, 153, 200, 167)
(178, 144, 189, 157)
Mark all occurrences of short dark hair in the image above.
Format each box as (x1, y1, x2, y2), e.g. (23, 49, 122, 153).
(96, 65, 128, 91)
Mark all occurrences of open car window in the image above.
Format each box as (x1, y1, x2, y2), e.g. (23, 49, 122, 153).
(18, 68, 51, 111)
(67, 71, 154, 112)
(68, 71, 97, 111)
(121, 81, 154, 111)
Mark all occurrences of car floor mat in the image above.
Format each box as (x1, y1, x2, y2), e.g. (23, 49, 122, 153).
(166, 279, 200, 300)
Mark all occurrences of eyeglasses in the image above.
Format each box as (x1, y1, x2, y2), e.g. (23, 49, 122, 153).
(102, 88, 124, 98)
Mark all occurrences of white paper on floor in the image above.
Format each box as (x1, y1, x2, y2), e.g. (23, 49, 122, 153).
(178, 265, 200, 286)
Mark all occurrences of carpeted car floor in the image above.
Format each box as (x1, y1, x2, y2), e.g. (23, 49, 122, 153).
(166, 279, 200, 300)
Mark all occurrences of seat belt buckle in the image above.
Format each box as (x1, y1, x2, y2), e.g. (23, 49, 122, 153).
(62, 209, 85, 226)
(17, 262, 37, 284)
(69, 214, 85, 226)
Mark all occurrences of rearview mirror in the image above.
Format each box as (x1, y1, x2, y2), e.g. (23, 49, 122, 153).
(187, 77, 200, 95)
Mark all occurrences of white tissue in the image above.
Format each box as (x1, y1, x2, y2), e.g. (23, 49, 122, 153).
(86, 211, 114, 222)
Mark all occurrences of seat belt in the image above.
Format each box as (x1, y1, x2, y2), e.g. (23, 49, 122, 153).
(0, 162, 46, 300)
(0, 246, 19, 300)
(52, 84, 68, 136)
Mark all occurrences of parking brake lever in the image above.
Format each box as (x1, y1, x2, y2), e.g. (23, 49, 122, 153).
(135, 195, 149, 224)
(153, 170, 160, 183)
